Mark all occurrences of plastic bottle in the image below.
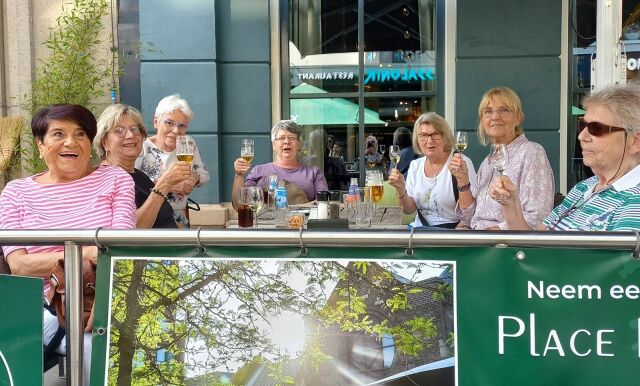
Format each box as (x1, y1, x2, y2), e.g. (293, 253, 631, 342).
(347, 178, 359, 225)
(275, 181, 288, 228)
(317, 191, 329, 220)
(348, 178, 359, 198)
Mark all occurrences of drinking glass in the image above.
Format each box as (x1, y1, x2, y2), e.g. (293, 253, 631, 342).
(176, 136, 194, 165)
(455, 132, 468, 154)
(490, 143, 508, 176)
(379, 144, 386, 156)
(239, 186, 263, 228)
(267, 174, 279, 211)
(389, 145, 401, 169)
(366, 170, 384, 221)
(241, 139, 255, 163)
(355, 187, 372, 228)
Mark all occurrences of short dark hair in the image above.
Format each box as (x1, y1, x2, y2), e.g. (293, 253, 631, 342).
(31, 104, 97, 142)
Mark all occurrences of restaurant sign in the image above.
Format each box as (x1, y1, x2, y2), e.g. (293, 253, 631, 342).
(294, 66, 435, 84)
(90, 245, 640, 385)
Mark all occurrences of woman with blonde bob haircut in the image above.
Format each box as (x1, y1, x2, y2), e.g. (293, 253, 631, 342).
(389, 112, 477, 228)
(96, 104, 192, 228)
(449, 87, 554, 229)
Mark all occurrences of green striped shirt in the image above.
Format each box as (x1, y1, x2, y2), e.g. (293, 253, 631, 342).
(544, 165, 640, 231)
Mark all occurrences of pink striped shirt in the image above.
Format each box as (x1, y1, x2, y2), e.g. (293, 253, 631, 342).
(0, 165, 136, 257)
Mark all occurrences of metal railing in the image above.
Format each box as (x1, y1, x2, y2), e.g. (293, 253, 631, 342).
(0, 228, 638, 386)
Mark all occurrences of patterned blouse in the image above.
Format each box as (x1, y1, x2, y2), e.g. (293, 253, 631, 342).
(135, 136, 209, 227)
(457, 134, 554, 229)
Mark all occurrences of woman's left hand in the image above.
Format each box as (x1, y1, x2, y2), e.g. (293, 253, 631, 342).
(490, 175, 518, 207)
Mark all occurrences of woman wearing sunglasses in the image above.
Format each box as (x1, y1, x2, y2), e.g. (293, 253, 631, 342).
(492, 83, 640, 231)
(449, 87, 554, 229)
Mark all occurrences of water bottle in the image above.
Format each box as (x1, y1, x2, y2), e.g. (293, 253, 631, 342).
(347, 178, 359, 225)
(275, 181, 288, 228)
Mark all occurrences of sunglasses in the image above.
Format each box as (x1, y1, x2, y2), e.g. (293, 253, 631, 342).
(577, 118, 626, 137)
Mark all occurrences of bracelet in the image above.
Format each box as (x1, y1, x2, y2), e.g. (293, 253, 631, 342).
(150, 188, 168, 201)
(458, 183, 471, 192)
(396, 189, 407, 198)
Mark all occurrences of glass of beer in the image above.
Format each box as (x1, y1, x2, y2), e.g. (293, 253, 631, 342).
(366, 170, 384, 221)
(176, 136, 194, 165)
(241, 139, 254, 163)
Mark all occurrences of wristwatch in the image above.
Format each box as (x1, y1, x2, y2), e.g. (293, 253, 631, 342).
(458, 183, 471, 192)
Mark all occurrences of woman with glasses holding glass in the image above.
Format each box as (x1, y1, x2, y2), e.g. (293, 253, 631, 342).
(449, 87, 554, 230)
(232, 120, 328, 209)
(492, 83, 640, 231)
(135, 94, 209, 227)
(95, 104, 193, 228)
(389, 112, 477, 228)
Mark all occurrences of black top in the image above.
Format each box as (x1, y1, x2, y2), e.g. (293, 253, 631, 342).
(130, 169, 177, 228)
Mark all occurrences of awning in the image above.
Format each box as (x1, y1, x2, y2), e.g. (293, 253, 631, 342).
(366, 357, 454, 386)
(290, 83, 385, 125)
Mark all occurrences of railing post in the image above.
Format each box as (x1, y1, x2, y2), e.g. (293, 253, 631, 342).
(64, 241, 83, 386)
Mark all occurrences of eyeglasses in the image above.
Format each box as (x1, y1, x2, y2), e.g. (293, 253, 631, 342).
(110, 125, 142, 138)
(577, 118, 626, 137)
(482, 107, 513, 118)
(274, 135, 299, 142)
(163, 119, 188, 132)
(418, 132, 442, 142)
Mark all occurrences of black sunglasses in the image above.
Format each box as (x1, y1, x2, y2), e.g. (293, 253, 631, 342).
(577, 118, 626, 137)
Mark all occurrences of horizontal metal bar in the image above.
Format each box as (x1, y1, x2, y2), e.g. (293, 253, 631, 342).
(0, 229, 637, 250)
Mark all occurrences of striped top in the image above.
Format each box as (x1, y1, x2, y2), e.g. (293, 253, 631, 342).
(0, 165, 136, 257)
(544, 164, 640, 231)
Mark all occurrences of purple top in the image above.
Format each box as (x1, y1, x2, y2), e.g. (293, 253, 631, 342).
(456, 134, 555, 229)
(245, 162, 328, 201)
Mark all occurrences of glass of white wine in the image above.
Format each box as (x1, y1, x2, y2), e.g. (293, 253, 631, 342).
(176, 136, 194, 165)
(490, 143, 508, 176)
(389, 145, 401, 169)
(455, 132, 468, 154)
(241, 139, 254, 163)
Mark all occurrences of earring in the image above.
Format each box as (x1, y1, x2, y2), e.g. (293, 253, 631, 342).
(39, 153, 43, 159)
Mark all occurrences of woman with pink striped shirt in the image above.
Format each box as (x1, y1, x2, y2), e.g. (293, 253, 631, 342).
(0, 104, 136, 384)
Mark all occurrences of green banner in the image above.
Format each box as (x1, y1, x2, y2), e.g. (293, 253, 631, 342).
(0, 275, 43, 386)
(90, 246, 640, 386)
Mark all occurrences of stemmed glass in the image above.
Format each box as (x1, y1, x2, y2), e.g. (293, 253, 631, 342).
(389, 145, 401, 169)
(267, 174, 279, 212)
(241, 139, 254, 163)
(455, 132, 468, 154)
(239, 186, 263, 229)
(379, 144, 386, 157)
(490, 143, 508, 176)
(176, 136, 194, 165)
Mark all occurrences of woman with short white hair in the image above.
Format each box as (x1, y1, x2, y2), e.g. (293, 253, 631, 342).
(135, 94, 210, 227)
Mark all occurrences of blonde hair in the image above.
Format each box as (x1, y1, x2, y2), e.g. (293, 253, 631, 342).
(476, 87, 524, 145)
(94, 104, 147, 160)
(411, 112, 454, 155)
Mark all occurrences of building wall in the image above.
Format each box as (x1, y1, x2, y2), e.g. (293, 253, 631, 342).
(455, 0, 562, 190)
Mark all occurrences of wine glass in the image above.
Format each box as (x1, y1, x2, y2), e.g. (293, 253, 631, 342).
(176, 136, 194, 165)
(455, 132, 468, 154)
(490, 144, 508, 176)
(241, 139, 254, 163)
(379, 144, 386, 157)
(389, 145, 401, 169)
(267, 174, 279, 212)
(239, 186, 263, 229)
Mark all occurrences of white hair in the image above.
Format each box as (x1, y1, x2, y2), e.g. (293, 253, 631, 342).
(154, 94, 194, 121)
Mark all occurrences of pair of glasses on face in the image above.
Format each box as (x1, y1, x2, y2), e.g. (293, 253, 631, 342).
(111, 126, 142, 138)
(577, 118, 626, 137)
(274, 135, 299, 142)
(482, 107, 512, 118)
(418, 132, 442, 142)
(163, 119, 188, 132)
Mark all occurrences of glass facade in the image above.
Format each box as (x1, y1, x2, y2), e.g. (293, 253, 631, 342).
(286, 0, 439, 187)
